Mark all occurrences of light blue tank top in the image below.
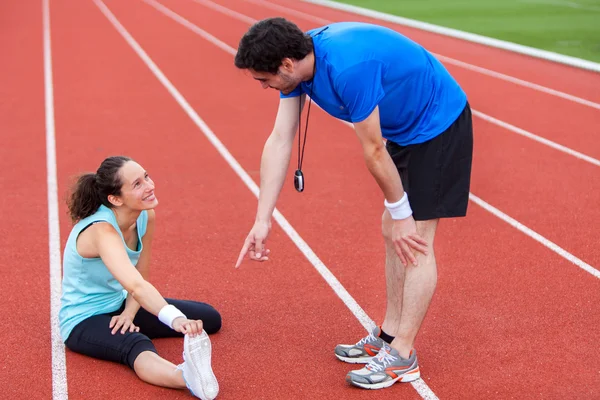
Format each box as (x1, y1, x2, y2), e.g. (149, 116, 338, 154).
(58, 205, 148, 342)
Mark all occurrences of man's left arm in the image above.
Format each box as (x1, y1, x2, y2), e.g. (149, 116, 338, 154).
(353, 107, 404, 203)
(334, 62, 405, 205)
(354, 108, 428, 266)
(335, 63, 428, 265)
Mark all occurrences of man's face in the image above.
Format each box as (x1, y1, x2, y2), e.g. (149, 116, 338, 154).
(250, 61, 301, 95)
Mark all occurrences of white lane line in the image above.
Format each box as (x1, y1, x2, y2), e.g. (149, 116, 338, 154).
(472, 110, 600, 167)
(430, 53, 600, 111)
(244, 0, 331, 25)
(469, 194, 600, 279)
(151, 0, 237, 55)
(192, 0, 257, 24)
(43, 0, 68, 398)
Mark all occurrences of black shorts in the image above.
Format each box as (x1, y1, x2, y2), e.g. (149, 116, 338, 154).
(385, 102, 473, 221)
(64, 298, 222, 370)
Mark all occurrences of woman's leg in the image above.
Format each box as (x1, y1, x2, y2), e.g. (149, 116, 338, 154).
(134, 298, 222, 339)
(133, 351, 186, 389)
(65, 312, 186, 389)
(133, 299, 222, 399)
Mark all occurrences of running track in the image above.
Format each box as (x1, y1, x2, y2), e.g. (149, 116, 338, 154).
(2, 0, 599, 399)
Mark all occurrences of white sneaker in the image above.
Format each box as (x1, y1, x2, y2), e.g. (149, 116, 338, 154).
(177, 331, 219, 400)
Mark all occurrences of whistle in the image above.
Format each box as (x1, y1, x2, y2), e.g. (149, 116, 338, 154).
(294, 169, 304, 192)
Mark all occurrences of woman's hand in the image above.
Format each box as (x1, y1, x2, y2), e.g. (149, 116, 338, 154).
(109, 313, 140, 335)
(172, 318, 204, 337)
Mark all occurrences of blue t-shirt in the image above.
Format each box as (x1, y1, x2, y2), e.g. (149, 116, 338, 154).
(281, 22, 467, 146)
(58, 205, 148, 342)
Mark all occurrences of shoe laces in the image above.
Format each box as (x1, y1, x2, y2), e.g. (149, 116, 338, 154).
(356, 332, 377, 346)
(366, 347, 397, 372)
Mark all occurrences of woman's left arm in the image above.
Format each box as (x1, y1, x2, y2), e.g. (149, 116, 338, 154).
(109, 209, 156, 334)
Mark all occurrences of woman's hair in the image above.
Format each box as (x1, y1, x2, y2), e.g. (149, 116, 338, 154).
(234, 17, 313, 74)
(67, 156, 132, 222)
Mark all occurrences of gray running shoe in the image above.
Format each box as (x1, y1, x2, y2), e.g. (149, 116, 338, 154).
(334, 327, 385, 364)
(345, 343, 420, 389)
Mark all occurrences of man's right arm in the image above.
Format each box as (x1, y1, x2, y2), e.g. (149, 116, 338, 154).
(255, 94, 305, 223)
(234, 95, 304, 268)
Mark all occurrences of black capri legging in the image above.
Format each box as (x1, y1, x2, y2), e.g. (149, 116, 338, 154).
(64, 298, 222, 370)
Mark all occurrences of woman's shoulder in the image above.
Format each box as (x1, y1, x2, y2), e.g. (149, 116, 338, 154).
(68, 206, 111, 235)
(73, 219, 118, 246)
(78, 205, 112, 223)
(64, 214, 116, 261)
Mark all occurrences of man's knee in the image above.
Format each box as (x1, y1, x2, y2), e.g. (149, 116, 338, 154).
(415, 219, 439, 243)
(382, 210, 439, 243)
(381, 209, 393, 241)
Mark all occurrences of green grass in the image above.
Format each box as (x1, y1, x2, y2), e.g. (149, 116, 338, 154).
(332, 0, 600, 63)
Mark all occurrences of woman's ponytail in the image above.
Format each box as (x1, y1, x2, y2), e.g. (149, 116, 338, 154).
(66, 155, 132, 223)
(67, 173, 101, 222)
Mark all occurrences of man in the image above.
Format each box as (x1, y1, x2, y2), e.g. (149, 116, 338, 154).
(233, 17, 473, 390)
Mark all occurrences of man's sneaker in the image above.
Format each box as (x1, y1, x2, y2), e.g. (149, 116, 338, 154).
(177, 331, 219, 400)
(334, 327, 385, 363)
(345, 343, 420, 389)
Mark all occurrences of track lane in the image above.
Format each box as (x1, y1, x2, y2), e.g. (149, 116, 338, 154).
(0, 1, 54, 398)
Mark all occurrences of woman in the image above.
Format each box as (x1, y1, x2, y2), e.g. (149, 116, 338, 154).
(59, 155, 221, 400)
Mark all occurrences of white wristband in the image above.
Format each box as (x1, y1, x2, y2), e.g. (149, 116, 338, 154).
(158, 304, 187, 329)
(384, 192, 412, 220)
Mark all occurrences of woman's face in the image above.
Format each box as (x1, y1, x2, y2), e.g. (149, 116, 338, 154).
(115, 161, 158, 211)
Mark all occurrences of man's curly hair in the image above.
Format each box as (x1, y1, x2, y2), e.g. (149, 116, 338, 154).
(234, 17, 313, 74)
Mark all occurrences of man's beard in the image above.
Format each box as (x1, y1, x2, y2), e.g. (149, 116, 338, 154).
(278, 72, 299, 94)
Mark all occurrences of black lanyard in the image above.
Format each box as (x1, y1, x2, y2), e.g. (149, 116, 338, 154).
(293, 28, 328, 193)
(294, 55, 316, 193)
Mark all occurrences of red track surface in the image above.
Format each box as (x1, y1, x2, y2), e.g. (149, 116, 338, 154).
(2, 0, 599, 399)
(1, 1, 53, 397)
